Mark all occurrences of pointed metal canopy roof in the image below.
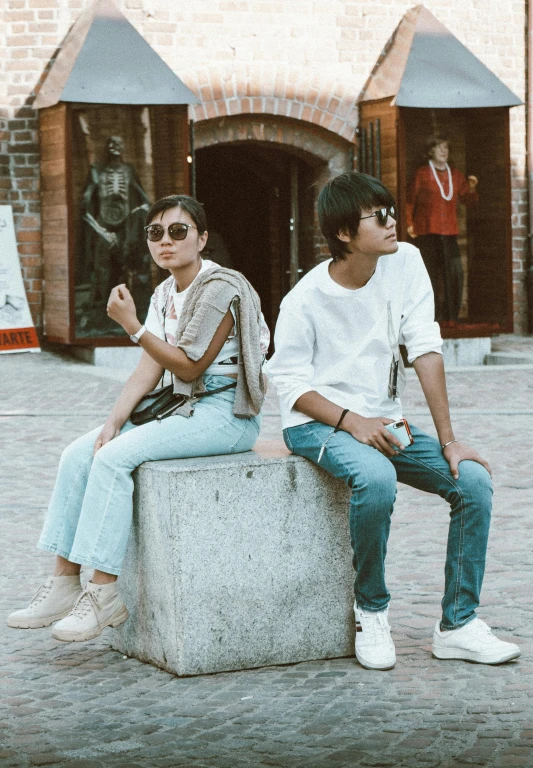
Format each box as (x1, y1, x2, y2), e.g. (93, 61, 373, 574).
(34, 0, 199, 108)
(359, 5, 521, 108)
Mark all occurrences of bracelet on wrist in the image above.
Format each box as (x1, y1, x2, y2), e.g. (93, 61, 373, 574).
(334, 408, 350, 433)
(317, 409, 350, 465)
(441, 439, 458, 450)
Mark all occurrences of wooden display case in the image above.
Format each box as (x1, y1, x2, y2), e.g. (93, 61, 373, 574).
(358, 103, 513, 336)
(40, 103, 190, 344)
(35, 0, 198, 346)
(357, 5, 521, 338)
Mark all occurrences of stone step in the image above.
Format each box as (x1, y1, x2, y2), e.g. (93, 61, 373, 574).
(484, 352, 533, 366)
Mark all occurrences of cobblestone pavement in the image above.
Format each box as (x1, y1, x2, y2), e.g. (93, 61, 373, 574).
(2, 341, 533, 768)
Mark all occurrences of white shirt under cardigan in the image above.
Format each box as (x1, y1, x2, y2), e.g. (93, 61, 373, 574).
(144, 259, 270, 376)
(265, 242, 443, 431)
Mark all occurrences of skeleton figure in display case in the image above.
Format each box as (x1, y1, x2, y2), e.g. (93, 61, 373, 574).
(77, 136, 151, 335)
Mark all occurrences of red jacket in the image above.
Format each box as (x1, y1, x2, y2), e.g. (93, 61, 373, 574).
(406, 164, 478, 236)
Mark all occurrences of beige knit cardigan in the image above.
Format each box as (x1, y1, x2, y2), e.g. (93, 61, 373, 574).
(168, 266, 266, 417)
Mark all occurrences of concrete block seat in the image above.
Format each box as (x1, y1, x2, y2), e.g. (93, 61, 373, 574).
(112, 441, 354, 676)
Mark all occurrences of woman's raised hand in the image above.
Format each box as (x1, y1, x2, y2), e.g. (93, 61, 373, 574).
(107, 284, 140, 335)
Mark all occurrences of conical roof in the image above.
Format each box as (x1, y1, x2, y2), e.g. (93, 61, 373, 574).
(359, 5, 521, 108)
(34, 0, 198, 108)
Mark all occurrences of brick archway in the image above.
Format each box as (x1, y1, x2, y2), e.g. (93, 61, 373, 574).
(193, 113, 353, 178)
(193, 114, 353, 331)
(188, 65, 358, 143)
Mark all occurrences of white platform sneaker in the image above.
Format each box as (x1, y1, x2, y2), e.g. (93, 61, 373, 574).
(52, 580, 129, 642)
(432, 618, 521, 664)
(354, 604, 396, 670)
(7, 575, 82, 629)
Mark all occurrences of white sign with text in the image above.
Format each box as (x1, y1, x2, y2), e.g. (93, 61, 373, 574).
(0, 205, 40, 354)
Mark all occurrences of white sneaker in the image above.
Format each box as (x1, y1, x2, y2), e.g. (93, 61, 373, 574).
(52, 581, 129, 642)
(7, 575, 82, 629)
(432, 618, 521, 664)
(354, 604, 396, 670)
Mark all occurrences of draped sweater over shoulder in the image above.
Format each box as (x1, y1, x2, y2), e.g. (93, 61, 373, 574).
(171, 266, 265, 418)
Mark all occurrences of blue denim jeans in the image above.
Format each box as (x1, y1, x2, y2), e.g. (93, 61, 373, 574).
(283, 422, 493, 630)
(38, 376, 261, 575)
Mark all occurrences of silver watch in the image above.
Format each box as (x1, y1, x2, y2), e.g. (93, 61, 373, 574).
(130, 325, 147, 344)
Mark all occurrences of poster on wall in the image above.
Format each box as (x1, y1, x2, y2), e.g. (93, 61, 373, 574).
(0, 205, 40, 354)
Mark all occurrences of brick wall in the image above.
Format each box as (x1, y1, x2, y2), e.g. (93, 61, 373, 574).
(0, 0, 528, 333)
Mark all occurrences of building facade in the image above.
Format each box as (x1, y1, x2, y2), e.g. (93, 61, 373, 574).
(0, 0, 528, 336)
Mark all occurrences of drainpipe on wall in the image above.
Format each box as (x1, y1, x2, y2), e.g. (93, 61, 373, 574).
(527, 0, 533, 332)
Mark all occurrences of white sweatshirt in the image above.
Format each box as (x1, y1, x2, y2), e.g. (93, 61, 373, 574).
(265, 242, 443, 430)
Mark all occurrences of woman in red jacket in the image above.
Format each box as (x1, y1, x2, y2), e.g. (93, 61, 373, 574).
(406, 136, 478, 323)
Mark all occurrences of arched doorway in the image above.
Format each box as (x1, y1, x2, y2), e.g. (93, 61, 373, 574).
(194, 115, 353, 335)
(196, 144, 316, 335)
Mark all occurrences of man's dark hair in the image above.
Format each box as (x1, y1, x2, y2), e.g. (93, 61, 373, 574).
(317, 172, 395, 261)
(146, 195, 207, 234)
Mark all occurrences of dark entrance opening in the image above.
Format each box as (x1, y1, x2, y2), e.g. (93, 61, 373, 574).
(195, 143, 317, 338)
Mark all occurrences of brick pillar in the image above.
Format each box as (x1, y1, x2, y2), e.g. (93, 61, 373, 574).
(8, 110, 42, 330)
(0, 116, 9, 204)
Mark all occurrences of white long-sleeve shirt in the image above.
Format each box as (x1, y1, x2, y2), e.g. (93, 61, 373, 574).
(265, 242, 443, 430)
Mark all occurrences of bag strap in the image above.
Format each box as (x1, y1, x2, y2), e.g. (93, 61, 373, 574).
(195, 381, 237, 400)
(155, 380, 238, 422)
(159, 277, 174, 334)
(156, 278, 176, 388)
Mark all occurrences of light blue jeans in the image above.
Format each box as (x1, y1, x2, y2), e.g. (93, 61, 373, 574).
(284, 422, 493, 630)
(38, 375, 261, 575)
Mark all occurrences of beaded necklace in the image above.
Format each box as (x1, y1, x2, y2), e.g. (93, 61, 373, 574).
(429, 160, 453, 201)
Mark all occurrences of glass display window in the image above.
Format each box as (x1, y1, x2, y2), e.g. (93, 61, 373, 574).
(71, 105, 156, 339)
(39, 102, 190, 345)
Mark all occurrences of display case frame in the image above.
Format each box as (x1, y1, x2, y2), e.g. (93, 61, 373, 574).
(357, 5, 521, 339)
(35, 0, 198, 346)
(39, 102, 190, 346)
(358, 102, 513, 338)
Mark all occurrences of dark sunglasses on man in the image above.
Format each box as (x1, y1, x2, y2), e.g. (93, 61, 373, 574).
(144, 222, 198, 242)
(360, 206, 396, 226)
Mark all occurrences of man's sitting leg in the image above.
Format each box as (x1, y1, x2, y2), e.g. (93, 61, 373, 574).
(285, 422, 397, 670)
(392, 427, 520, 665)
(431, 459, 520, 664)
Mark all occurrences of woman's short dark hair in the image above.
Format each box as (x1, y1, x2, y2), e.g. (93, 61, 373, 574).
(425, 135, 450, 159)
(317, 172, 395, 261)
(145, 195, 207, 234)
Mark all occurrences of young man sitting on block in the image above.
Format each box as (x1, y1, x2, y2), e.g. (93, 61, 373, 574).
(266, 171, 520, 670)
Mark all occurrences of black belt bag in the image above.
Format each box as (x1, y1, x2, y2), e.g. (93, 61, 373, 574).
(130, 381, 237, 426)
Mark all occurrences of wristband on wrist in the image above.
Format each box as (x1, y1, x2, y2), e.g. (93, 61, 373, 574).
(317, 409, 350, 465)
(130, 325, 147, 344)
(334, 408, 350, 433)
(441, 439, 458, 450)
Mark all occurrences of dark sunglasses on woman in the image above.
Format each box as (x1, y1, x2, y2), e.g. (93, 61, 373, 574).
(360, 206, 396, 226)
(144, 222, 198, 242)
